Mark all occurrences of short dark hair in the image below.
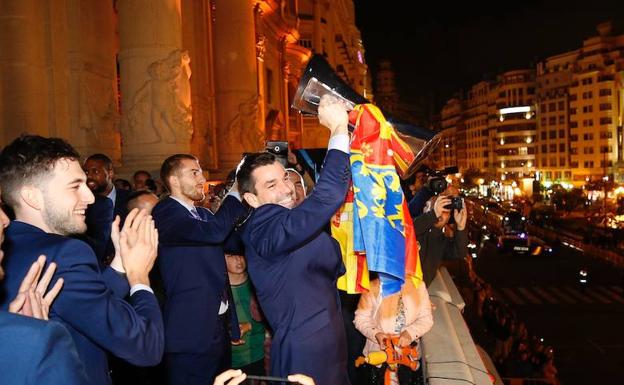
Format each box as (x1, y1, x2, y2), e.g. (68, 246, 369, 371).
(145, 178, 157, 191)
(0, 135, 80, 208)
(84, 153, 113, 170)
(160, 154, 198, 192)
(114, 178, 132, 190)
(236, 152, 278, 195)
(133, 170, 151, 179)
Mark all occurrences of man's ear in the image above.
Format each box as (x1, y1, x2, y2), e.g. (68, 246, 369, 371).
(19, 185, 43, 211)
(243, 192, 260, 208)
(168, 174, 179, 192)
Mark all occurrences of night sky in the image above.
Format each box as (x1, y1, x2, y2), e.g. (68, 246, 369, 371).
(353, 0, 624, 113)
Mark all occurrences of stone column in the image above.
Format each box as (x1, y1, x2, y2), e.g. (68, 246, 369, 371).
(67, 0, 120, 162)
(254, 4, 267, 144)
(118, 0, 192, 174)
(213, 0, 261, 174)
(280, 48, 291, 140)
(0, 0, 50, 145)
(313, 0, 322, 54)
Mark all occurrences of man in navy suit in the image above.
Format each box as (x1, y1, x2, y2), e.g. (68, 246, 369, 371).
(0, 135, 164, 385)
(0, 201, 88, 385)
(84, 153, 132, 264)
(152, 154, 247, 385)
(236, 95, 351, 385)
(84, 153, 131, 221)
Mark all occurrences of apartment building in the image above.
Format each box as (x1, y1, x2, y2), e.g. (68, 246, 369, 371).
(436, 22, 624, 188)
(464, 81, 492, 171)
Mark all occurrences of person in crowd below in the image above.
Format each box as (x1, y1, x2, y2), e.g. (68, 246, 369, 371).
(236, 95, 351, 385)
(152, 154, 247, 385)
(127, 190, 160, 214)
(0, 200, 90, 385)
(0, 135, 164, 385)
(413, 185, 468, 286)
(84, 153, 131, 221)
(354, 276, 433, 385)
(115, 178, 132, 191)
(213, 369, 316, 385)
(286, 168, 307, 207)
(133, 170, 152, 191)
(224, 235, 266, 384)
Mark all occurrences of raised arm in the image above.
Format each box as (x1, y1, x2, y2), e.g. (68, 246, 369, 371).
(155, 196, 246, 246)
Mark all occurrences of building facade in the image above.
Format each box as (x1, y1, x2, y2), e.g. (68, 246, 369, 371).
(435, 21, 624, 189)
(492, 69, 537, 180)
(0, 0, 371, 178)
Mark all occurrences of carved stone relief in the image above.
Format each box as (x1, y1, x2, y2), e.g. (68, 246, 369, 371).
(79, 72, 120, 146)
(125, 49, 193, 145)
(256, 34, 267, 61)
(223, 94, 264, 152)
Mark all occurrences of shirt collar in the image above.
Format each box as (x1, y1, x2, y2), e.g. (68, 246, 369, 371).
(170, 195, 197, 214)
(106, 186, 117, 207)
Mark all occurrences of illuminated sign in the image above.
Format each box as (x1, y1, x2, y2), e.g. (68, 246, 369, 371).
(499, 106, 531, 115)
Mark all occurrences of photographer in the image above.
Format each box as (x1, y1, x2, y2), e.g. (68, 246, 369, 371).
(408, 166, 457, 218)
(413, 185, 469, 286)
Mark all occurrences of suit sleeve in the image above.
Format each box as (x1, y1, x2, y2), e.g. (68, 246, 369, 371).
(33, 321, 90, 385)
(155, 196, 247, 246)
(101, 266, 131, 299)
(50, 240, 164, 366)
(250, 149, 350, 258)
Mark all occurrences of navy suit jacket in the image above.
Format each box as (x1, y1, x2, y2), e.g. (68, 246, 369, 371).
(152, 196, 246, 353)
(0, 222, 164, 385)
(83, 188, 131, 265)
(85, 194, 114, 263)
(240, 149, 351, 385)
(0, 312, 88, 385)
(113, 187, 131, 222)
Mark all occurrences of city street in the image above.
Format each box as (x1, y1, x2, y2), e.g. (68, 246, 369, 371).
(472, 241, 624, 385)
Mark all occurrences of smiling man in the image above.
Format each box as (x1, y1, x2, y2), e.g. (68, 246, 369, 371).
(236, 95, 351, 385)
(152, 154, 247, 385)
(0, 135, 164, 385)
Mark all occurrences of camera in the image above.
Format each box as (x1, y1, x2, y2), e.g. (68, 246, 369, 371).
(421, 165, 459, 194)
(266, 141, 288, 167)
(444, 196, 463, 210)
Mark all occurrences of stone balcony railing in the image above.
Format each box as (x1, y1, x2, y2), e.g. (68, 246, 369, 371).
(421, 267, 502, 385)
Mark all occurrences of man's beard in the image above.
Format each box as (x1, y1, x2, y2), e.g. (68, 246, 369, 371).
(42, 196, 86, 236)
(182, 183, 205, 202)
(88, 180, 108, 194)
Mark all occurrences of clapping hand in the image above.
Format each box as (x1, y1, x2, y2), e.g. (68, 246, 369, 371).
(9, 255, 63, 320)
(118, 208, 159, 286)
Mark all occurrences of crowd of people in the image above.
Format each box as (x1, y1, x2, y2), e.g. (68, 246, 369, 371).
(469, 271, 560, 384)
(0, 95, 473, 385)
